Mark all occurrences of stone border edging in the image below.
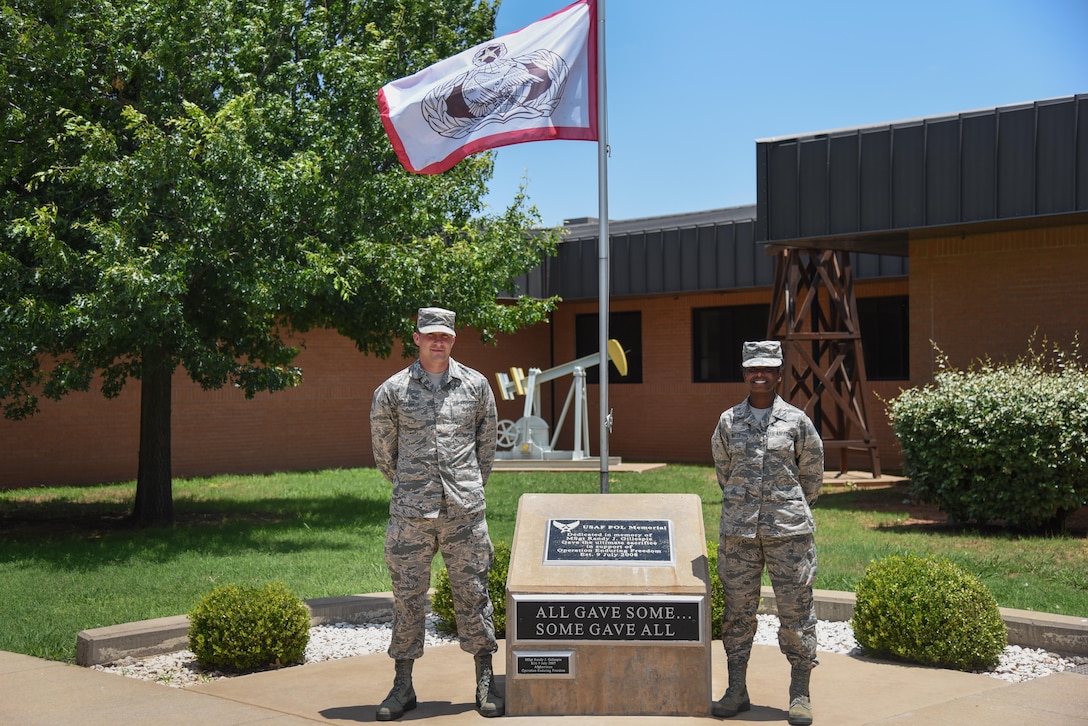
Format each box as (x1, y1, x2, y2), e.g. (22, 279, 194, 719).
(76, 587, 1088, 667)
(76, 592, 398, 666)
(765, 588, 1088, 658)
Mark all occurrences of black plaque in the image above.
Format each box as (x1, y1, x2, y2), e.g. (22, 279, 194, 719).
(514, 596, 703, 642)
(544, 518, 673, 565)
(515, 651, 574, 677)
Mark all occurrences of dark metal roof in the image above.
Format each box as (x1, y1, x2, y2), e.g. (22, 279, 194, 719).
(560, 205, 760, 237)
(558, 205, 769, 299)
(755, 93, 1088, 255)
(508, 205, 907, 301)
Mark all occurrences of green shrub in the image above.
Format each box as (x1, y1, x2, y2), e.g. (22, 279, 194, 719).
(188, 581, 311, 672)
(432, 541, 511, 635)
(851, 553, 1006, 672)
(887, 335, 1088, 531)
(707, 544, 724, 639)
(433, 541, 726, 639)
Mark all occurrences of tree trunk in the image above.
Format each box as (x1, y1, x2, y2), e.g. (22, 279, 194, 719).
(132, 355, 174, 527)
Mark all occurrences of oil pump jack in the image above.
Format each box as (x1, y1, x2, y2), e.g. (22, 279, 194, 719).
(494, 339, 628, 461)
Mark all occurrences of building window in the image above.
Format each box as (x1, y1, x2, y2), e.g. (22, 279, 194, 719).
(575, 311, 642, 384)
(856, 295, 909, 380)
(693, 304, 770, 382)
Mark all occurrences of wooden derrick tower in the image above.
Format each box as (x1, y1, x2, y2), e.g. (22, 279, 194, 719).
(768, 247, 881, 477)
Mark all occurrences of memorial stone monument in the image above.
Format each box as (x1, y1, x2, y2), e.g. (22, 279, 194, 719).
(505, 492, 712, 716)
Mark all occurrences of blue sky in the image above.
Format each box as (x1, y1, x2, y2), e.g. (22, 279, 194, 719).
(479, 0, 1088, 227)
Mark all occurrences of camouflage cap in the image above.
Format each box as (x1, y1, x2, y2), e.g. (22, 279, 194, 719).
(416, 307, 456, 336)
(742, 340, 783, 368)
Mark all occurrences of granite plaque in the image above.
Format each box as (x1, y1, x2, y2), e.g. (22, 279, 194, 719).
(515, 650, 574, 678)
(544, 518, 673, 565)
(514, 595, 703, 642)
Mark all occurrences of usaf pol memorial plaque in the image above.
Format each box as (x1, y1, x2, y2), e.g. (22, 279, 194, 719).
(544, 518, 674, 566)
(506, 493, 712, 717)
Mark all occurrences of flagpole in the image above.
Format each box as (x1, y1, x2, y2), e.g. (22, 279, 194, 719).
(596, 0, 610, 494)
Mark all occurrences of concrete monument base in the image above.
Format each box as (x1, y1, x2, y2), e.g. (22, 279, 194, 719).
(505, 493, 711, 717)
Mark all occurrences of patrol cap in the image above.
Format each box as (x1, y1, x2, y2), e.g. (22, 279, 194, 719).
(742, 340, 783, 368)
(416, 307, 456, 336)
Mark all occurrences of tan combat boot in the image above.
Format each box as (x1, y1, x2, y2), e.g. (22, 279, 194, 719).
(787, 663, 813, 725)
(376, 658, 417, 721)
(474, 653, 505, 718)
(712, 658, 751, 718)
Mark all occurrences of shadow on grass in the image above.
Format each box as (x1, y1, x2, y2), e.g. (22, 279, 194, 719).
(815, 483, 937, 515)
(816, 483, 1088, 539)
(0, 493, 391, 570)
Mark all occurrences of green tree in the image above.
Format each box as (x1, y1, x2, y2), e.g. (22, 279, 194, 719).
(1, 0, 560, 526)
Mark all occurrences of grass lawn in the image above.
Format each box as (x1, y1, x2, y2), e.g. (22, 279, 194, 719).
(1, 465, 1085, 663)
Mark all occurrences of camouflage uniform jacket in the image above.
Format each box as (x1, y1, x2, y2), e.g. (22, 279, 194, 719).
(711, 394, 824, 538)
(371, 358, 497, 519)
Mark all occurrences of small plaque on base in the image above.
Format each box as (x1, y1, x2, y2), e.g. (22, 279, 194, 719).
(514, 650, 574, 678)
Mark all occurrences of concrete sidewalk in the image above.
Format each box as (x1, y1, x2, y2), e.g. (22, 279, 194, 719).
(3, 641, 1087, 725)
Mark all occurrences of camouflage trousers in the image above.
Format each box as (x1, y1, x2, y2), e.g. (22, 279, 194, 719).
(717, 534, 818, 669)
(385, 511, 497, 660)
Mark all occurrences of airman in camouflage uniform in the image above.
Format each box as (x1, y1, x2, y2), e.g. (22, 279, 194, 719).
(711, 340, 824, 726)
(370, 307, 503, 720)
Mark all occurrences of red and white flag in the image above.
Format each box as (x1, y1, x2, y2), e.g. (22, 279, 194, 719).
(378, 0, 597, 175)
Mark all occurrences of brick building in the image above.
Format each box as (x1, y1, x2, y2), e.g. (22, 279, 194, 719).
(2, 94, 1085, 488)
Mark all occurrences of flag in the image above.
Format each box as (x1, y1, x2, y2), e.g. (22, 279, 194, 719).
(378, 0, 597, 175)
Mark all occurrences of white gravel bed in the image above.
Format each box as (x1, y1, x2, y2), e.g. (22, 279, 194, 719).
(91, 611, 457, 689)
(92, 612, 1088, 689)
(762, 614, 1088, 684)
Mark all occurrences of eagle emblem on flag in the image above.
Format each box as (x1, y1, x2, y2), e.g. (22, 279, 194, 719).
(421, 42, 570, 140)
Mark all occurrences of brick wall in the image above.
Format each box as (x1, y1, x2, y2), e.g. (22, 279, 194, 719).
(0, 324, 552, 489)
(16, 219, 1083, 491)
(548, 282, 907, 470)
(910, 223, 1088, 381)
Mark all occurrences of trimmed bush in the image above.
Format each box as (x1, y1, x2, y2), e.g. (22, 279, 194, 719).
(188, 581, 310, 672)
(707, 544, 725, 639)
(433, 541, 726, 639)
(851, 553, 1006, 672)
(432, 541, 511, 635)
(887, 335, 1088, 532)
